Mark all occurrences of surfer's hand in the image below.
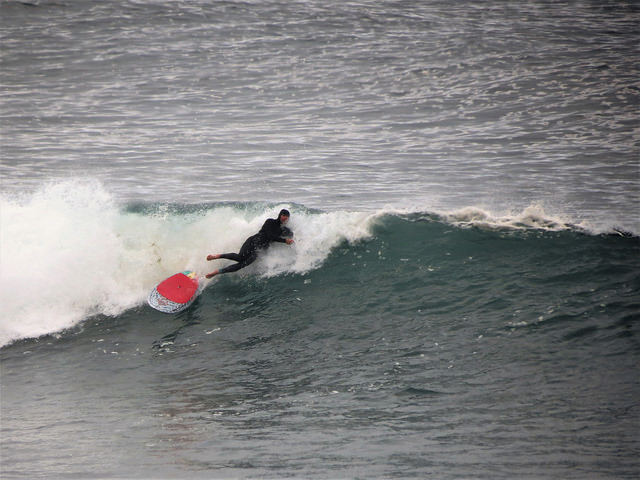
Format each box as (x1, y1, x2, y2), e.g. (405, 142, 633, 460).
(286, 238, 294, 245)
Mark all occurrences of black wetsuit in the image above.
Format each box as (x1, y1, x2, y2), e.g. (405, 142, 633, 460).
(217, 218, 291, 274)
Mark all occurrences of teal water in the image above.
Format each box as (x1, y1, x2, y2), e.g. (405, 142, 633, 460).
(1, 0, 639, 477)
(1, 206, 639, 479)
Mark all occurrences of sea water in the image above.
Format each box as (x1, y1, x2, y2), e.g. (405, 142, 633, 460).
(1, 1, 639, 479)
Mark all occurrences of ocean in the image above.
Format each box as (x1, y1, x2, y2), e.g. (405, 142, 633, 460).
(1, 0, 639, 479)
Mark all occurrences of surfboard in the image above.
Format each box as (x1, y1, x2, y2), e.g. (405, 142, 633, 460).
(148, 270, 201, 314)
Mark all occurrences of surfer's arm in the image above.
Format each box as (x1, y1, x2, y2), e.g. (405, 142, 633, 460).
(262, 219, 294, 244)
(269, 237, 294, 245)
(278, 225, 294, 244)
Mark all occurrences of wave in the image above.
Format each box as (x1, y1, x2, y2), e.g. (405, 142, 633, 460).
(0, 181, 380, 347)
(434, 205, 637, 237)
(1, 180, 637, 348)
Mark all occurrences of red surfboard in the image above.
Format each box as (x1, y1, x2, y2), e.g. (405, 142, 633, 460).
(148, 270, 201, 313)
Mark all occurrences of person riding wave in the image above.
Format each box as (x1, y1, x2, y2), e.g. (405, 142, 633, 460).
(205, 209, 294, 279)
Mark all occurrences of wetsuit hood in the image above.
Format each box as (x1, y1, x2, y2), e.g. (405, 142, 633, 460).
(278, 209, 290, 223)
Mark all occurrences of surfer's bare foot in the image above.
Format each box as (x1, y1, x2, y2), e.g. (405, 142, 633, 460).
(206, 254, 220, 261)
(205, 270, 219, 279)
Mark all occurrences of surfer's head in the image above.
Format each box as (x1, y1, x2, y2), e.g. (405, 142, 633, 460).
(278, 209, 290, 224)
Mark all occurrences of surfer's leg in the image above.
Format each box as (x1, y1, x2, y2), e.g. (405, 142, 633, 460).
(219, 253, 243, 262)
(206, 237, 259, 278)
(206, 252, 241, 278)
(207, 252, 242, 261)
(217, 249, 258, 275)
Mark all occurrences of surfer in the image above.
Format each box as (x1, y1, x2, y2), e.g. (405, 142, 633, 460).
(205, 209, 294, 278)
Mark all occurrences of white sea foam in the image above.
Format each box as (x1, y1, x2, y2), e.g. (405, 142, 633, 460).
(2, 178, 632, 347)
(0, 181, 379, 347)
(436, 203, 637, 235)
(439, 204, 578, 232)
(2, 181, 139, 347)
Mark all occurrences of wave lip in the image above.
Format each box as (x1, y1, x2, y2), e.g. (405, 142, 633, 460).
(434, 204, 636, 236)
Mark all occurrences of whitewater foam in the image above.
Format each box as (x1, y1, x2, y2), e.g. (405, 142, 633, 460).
(438, 204, 580, 232)
(1, 181, 141, 347)
(2, 179, 633, 347)
(0, 181, 380, 347)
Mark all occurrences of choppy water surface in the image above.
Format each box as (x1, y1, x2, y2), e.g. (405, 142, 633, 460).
(1, 1, 639, 478)
(1, 0, 638, 229)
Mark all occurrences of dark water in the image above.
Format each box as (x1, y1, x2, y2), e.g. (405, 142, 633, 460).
(1, 0, 640, 478)
(2, 210, 639, 479)
(1, 0, 639, 231)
